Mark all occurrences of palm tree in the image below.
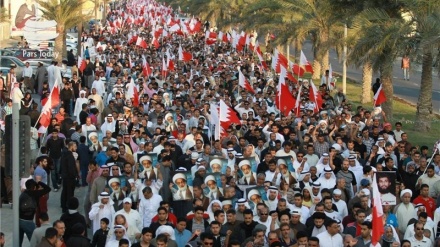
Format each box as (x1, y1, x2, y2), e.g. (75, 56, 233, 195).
(349, 8, 412, 119)
(0, 7, 10, 23)
(38, 0, 90, 63)
(407, 0, 440, 131)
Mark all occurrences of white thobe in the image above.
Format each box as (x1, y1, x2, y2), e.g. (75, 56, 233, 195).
(394, 203, 415, 233)
(138, 194, 162, 227)
(114, 209, 143, 232)
(333, 199, 348, 218)
(316, 231, 343, 247)
(89, 203, 115, 234)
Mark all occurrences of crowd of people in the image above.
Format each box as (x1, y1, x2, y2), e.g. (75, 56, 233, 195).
(1, 0, 440, 246)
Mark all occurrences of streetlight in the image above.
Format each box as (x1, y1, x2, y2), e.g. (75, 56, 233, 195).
(342, 22, 347, 94)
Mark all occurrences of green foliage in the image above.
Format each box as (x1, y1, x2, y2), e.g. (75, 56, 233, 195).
(0, 7, 11, 23)
(37, 0, 91, 30)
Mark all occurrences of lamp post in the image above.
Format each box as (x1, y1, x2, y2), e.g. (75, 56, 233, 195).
(342, 22, 347, 94)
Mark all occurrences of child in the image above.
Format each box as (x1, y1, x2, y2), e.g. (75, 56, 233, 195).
(119, 239, 130, 247)
(91, 217, 109, 247)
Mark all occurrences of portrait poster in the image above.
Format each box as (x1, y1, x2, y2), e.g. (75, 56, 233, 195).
(208, 156, 228, 174)
(276, 156, 295, 172)
(106, 176, 127, 194)
(171, 171, 194, 201)
(245, 186, 268, 210)
(376, 171, 397, 205)
(236, 158, 258, 185)
(86, 131, 98, 146)
(203, 172, 224, 199)
(136, 153, 160, 181)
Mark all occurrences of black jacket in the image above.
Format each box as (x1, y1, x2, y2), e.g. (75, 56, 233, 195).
(66, 234, 91, 247)
(19, 182, 51, 220)
(60, 211, 88, 241)
(61, 150, 78, 180)
(91, 228, 109, 247)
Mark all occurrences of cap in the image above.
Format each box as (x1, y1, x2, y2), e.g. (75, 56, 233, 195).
(197, 166, 206, 171)
(360, 179, 370, 186)
(227, 148, 234, 153)
(191, 152, 199, 160)
(361, 188, 370, 196)
(123, 197, 132, 204)
(333, 189, 342, 195)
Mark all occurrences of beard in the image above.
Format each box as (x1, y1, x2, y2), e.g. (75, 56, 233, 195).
(378, 187, 391, 194)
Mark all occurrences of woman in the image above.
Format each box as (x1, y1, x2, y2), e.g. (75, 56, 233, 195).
(20, 92, 33, 115)
(301, 187, 313, 208)
(279, 180, 295, 205)
(380, 224, 400, 247)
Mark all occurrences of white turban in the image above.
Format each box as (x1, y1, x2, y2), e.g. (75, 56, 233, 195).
(400, 189, 412, 198)
(156, 225, 175, 240)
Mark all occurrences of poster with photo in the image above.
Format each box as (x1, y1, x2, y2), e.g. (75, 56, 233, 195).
(106, 176, 127, 194)
(171, 171, 194, 201)
(376, 171, 397, 205)
(208, 156, 228, 173)
(203, 172, 224, 200)
(137, 154, 160, 181)
(87, 131, 99, 146)
(245, 186, 268, 210)
(276, 156, 295, 172)
(237, 159, 258, 185)
(137, 153, 159, 170)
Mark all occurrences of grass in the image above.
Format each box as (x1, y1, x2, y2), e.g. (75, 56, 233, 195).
(339, 77, 440, 148)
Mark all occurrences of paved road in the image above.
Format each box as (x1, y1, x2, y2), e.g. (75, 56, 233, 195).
(301, 41, 440, 113)
(0, 186, 89, 247)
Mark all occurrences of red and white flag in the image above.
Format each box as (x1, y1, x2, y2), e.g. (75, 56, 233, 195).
(309, 81, 323, 113)
(373, 84, 386, 106)
(162, 57, 167, 78)
(78, 56, 86, 72)
(178, 44, 192, 62)
(275, 66, 296, 116)
(371, 173, 384, 247)
(294, 85, 302, 117)
(38, 67, 61, 133)
(300, 50, 314, 73)
(238, 70, 255, 94)
(219, 99, 241, 137)
(136, 37, 148, 49)
(127, 78, 139, 107)
(254, 41, 267, 70)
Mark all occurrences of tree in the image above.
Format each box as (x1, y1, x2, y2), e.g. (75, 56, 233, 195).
(0, 7, 10, 23)
(349, 8, 412, 119)
(408, 0, 440, 131)
(38, 0, 90, 63)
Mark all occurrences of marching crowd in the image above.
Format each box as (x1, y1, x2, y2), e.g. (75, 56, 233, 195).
(1, 0, 440, 246)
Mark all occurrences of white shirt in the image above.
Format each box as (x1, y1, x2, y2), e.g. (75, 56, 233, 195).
(138, 194, 162, 227)
(332, 199, 348, 218)
(409, 236, 432, 247)
(262, 125, 285, 143)
(92, 79, 106, 96)
(291, 205, 309, 224)
(316, 231, 343, 247)
(89, 202, 115, 234)
(22, 66, 33, 77)
(114, 209, 143, 232)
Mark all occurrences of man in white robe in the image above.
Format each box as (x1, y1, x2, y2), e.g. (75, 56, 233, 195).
(89, 192, 115, 234)
(394, 189, 415, 233)
(100, 114, 116, 135)
(88, 88, 104, 124)
(138, 186, 162, 228)
(74, 90, 89, 122)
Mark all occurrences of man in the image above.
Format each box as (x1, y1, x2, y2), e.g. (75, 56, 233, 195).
(139, 186, 162, 228)
(53, 220, 66, 246)
(36, 227, 59, 247)
(336, 159, 357, 198)
(149, 207, 174, 234)
(377, 173, 396, 205)
(33, 156, 49, 224)
(46, 129, 65, 192)
(279, 223, 297, 247)
(413, 184, 436, 218)
(323, 196, 341, 221)
(60, 82, 74, 115)
(307, 212, 327, 238)
(209, 221, 226, 247)
(115, 197, 143, 232)
(352, 221, 372, 247)
(292, 193, 310, 224)
(60, 197, 87, 242)
(344, 209, 366, 238)
(332, 189, 348, 219)
(232, 209, 260, 242)
(394, 189, 415, 233)
(19, 179, 51, 246)
(90, 165, 110, 204)
(418, 165, 440, 198)
(174, 218, 193, 247)
(89, 192, 115, 234)
(316, 219, 343, 247)
(30, 213, 52, 247)
(60, 141, 79, 213)
(204, 175, 223, 201)
(35, 62, 47, 95)
(22, 61, 33, 92)
(132, 227, 155, 247)
(308, 237, 320, 247)
(225, 209, 242, 233)
(409, 221, 432, 247)
(401, 54, 410, 80)
(186, 206, 209, 236)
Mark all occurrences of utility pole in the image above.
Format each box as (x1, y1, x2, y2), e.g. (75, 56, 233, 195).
(12, 103, 20, 245)
(342, 23, 347, 94)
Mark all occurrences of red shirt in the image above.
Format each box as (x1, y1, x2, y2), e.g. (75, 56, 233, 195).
(413, 195, 436, 218)
(151, 212, 177, 226)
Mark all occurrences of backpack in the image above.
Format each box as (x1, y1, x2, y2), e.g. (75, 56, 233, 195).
(19, 192, 37, 217)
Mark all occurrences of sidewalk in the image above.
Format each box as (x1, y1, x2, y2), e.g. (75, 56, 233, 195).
(0, 186, 89, 247)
